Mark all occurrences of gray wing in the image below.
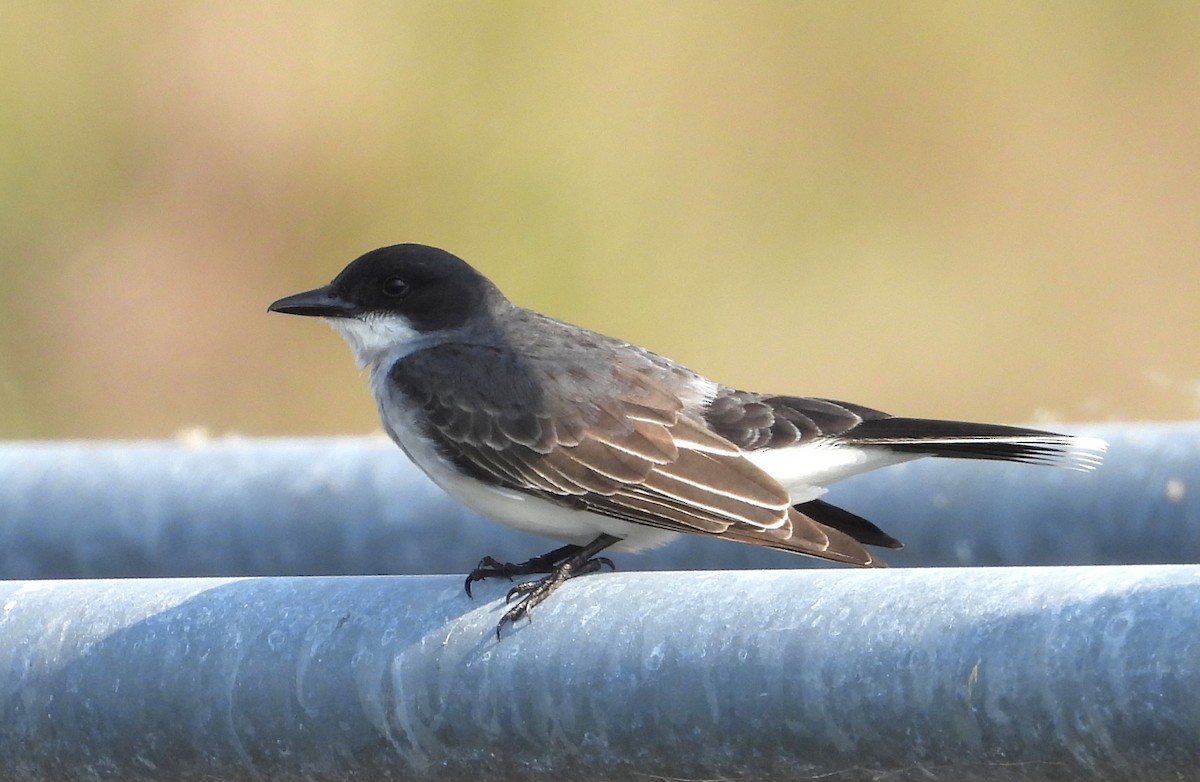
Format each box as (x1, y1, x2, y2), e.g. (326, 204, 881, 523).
(703, 389, 889, 451)
(389, 344, 882, 566)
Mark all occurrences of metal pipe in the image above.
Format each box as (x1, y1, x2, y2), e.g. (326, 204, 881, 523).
(1, 566, 1198, 781)
(0, 424, 1193, 578)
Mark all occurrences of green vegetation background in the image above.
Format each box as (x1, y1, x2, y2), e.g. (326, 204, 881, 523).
(1, 2, 1196, 438)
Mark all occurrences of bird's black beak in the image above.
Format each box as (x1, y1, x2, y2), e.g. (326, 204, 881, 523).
(268, 285, 356, 318)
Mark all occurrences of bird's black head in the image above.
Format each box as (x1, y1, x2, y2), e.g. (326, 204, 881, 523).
(268, 243, 504, 333)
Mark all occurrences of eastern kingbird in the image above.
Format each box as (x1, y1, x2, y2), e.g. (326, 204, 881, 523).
(269, 243, 1106, 636)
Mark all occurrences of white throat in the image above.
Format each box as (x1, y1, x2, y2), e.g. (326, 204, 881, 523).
(326, 314, 445, 370)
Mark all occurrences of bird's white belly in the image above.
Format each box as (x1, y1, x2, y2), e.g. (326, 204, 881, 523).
(430, 469, 679, 552)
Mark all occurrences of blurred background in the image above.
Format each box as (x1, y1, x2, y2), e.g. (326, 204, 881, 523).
(1, 2, 1197, 440)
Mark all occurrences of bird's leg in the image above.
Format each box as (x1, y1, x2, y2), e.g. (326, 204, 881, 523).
(465, 543, 583, 596)
(495, 533, 620, 638)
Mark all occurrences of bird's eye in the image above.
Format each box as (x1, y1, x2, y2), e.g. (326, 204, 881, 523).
(382, 277, 410, 298)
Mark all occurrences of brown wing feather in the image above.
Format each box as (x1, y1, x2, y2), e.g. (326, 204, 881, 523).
(389, 344, 884, 567)
(705, 389, 890, 451)
(717, 506, 884, 567)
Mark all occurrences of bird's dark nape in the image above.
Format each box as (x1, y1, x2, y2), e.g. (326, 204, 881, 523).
(794, 498, 903, 549)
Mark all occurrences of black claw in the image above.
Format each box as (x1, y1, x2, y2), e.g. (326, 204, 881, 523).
(464, 555, 522, 597)
(463, 545, 583, 598)
(487, 534, 623, 639)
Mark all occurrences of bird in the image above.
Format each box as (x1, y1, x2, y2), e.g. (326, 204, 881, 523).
(269, 243, 1106, 637)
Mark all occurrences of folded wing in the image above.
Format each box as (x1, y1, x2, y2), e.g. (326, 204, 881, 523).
(389, 348, 886, 566)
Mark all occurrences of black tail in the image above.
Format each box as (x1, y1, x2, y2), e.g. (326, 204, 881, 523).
(839, 417, 1107, 470)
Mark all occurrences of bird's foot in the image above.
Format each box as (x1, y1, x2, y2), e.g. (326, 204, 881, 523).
(463, 534, 621, 639)
(464, 544, 583, 597)
(495, 553, 614, 639)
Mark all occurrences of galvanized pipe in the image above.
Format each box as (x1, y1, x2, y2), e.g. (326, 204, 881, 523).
(1, 566, 1197, 781)
(0, 424, 1192, 577)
